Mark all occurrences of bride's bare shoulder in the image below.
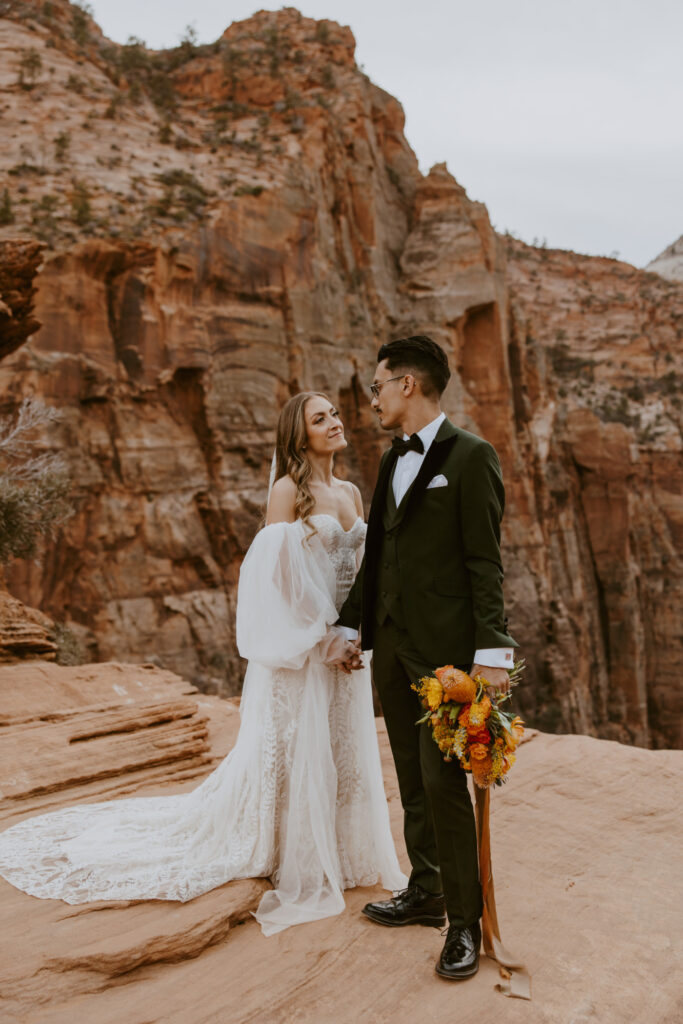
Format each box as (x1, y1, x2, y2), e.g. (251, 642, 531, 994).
(267, 475, 297, 524)
(336, 477, 364, 517)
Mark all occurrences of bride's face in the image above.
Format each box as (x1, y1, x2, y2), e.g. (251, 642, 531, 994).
(304, 397, 347, 456)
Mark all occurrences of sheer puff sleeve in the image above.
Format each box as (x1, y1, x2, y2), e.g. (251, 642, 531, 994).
(236, 520, 343, 670)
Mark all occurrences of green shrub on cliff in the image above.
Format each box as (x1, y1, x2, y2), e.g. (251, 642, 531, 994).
(0, 401, 72, 564)
(0, 189, 14, 226)
(17, 48, 43, 90)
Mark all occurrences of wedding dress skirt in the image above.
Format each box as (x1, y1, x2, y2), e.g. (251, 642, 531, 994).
(0, 515, 406, 935)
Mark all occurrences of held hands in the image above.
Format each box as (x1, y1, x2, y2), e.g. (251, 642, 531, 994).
(337, 638, 363, 675)
(321, 627, 364, 674)
(471, 663, 510, 695)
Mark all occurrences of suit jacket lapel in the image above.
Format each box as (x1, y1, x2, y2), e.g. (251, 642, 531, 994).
(393, 417, 459, 527)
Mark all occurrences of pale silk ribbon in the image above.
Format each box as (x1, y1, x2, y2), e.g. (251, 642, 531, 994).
(475, 785, 532, 999)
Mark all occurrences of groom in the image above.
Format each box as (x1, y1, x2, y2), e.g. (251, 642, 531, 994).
(337, 335, 517, 981)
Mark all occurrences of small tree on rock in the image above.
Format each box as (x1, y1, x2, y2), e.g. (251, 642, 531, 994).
(0, 400, 72, 564)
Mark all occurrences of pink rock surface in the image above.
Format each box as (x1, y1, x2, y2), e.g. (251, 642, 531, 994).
(0, 661, 681, 1023)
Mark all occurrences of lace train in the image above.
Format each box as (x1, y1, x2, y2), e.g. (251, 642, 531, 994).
(0, 515, 407, 934)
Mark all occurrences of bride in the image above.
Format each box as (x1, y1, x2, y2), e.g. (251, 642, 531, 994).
(0, 392, 406, 935)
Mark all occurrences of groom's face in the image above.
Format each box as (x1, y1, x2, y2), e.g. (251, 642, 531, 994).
(371, 359, 408, 431)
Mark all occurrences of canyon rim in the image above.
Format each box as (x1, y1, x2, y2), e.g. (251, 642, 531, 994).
(0, 2, 681, 748)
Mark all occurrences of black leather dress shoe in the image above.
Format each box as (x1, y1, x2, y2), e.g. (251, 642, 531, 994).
(362, 885, 446, 927)
(435, 921, 481, 979)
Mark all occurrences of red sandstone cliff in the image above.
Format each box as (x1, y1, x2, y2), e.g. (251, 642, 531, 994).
(0, 4, 680, 747)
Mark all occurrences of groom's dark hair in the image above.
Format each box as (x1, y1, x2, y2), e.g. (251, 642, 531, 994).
(377, 335, 450, 397)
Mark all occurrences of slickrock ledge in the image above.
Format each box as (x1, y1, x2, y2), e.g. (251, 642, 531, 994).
(0, 662, 681, 1023)
(0, 590, 57, 663)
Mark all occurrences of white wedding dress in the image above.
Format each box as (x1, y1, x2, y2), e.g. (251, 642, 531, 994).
(0, 514, 406, 935)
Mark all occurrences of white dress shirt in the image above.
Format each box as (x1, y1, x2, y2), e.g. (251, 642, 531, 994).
(341, 412, 513, 670)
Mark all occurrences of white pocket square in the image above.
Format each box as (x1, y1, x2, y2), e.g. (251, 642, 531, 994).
(427, 474, 448, 489)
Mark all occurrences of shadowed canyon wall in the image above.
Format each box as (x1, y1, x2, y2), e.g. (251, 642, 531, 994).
(0, 4, 681, 747)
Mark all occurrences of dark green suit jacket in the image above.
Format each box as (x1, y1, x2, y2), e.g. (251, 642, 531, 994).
(338, 417, 517, 666)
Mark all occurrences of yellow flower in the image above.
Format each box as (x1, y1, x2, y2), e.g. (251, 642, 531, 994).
(468, 697, 491, 729)
(425, 677, 443, 711)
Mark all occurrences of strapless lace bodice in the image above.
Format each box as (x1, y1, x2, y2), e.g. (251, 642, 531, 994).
(309, 515, 365, 611)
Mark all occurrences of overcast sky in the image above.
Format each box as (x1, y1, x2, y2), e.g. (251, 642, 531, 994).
(85, 0, 683, 268)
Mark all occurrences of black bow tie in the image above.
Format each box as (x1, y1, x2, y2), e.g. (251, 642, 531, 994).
(391, 433, 424, 457)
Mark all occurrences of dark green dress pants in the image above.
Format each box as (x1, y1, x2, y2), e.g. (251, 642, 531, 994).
(372, 617, 483, 927)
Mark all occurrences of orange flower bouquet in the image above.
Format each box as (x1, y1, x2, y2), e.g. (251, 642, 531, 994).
(412, 662, 525, 788)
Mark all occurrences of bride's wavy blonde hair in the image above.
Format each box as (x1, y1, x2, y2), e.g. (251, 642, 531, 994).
(274, 391, 331, 527)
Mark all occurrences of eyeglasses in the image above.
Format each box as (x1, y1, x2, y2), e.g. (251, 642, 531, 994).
(369, 375, 406, 399)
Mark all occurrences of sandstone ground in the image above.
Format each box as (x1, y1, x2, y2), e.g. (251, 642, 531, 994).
(1, 662, 681, 1023)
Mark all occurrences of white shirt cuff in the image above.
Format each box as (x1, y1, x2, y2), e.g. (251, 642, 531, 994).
(473, 647, 514, 669)
(338, 626, 359, 642)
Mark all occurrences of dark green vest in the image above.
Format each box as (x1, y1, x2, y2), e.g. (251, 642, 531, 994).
(375, 468, 404, 626)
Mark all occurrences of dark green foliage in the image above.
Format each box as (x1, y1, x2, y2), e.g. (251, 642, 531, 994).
(71, 181, 91, 225)
(146, 72, 176, 113)
(234, 184, 263, 197)
(0, 401, 72, 565)
(221, 43, 246, 91)
(54, 131, 70, 161)
(0, 188, 14, 225)
(321, 63, 335, 89)
(151, 169, 209, 220)
(66, 73, 85, 93)
(18, 48, 42, 89)
(549, 342, 594, 379)
(71, 2, 93, 47)
(9, 163, 48, 177)
(315, 21, 330, 44)
(53, 623, 86, 666)
(597, 393, 636, 427)
(31, 194, 59, 243)
(114, 36, 178, 113)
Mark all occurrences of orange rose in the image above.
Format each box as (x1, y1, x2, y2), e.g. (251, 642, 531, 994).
(511, 715, 525, 742)
(504, 716, 525, 751)
(469, 743, 489, 761)
(470, 727, 491, 746)
(436, 666, 477, 704)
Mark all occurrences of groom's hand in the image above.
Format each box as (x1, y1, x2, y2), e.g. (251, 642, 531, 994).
(336, 640, 364, 674)
(471, 664, 510, 695)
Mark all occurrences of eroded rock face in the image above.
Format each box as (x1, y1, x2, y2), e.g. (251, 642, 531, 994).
(0, 239, 44, 361)
(0, 7, 680, 747)
(504, 240, 682, 749)
(0, 590, 56, 663)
